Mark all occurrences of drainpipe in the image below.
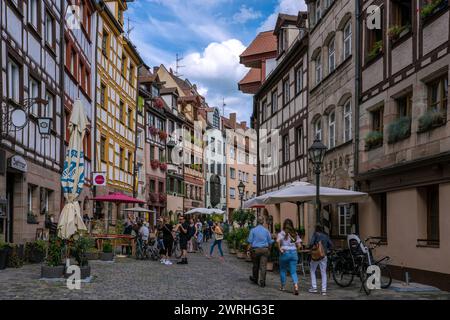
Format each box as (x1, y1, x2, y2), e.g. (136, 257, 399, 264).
(133, 63, 143, 199)
(354, 0, 362, 235)
(60, 0, 66, 211)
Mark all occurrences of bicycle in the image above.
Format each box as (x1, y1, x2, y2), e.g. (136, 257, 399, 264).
(330, 235, 392, 295)
(136, 237, 150, 260)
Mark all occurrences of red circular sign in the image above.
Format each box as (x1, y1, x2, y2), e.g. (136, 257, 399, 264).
(94, 174, 105, 185)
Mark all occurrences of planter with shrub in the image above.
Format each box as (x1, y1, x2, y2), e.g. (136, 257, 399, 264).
(388, 116, 411, 144)
(25, 240, 47, 263)
(7, 244, 24, 268)
(418, 110, 446, 133)
(100, 240, 114, 261)
(421, 0, 448, 21)
(0, 241, 10, 270)
(388, 25, 411, 42)
(41, 238, 64, 278)
(368, 40, 383, 61)
(365, 131, 384, 150)
(68, 236, 92, 279)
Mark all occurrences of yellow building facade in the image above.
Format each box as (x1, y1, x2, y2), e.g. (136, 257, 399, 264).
(94, 0, 141, 196)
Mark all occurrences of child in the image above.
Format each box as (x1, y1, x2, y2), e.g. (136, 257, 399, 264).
(196, 231, 204, 252)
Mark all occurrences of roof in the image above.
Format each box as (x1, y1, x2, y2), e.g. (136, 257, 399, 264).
(160, 87, 179, 96)
(240, 31, 277, 58)
(239, 68, 261, 85)
(138, 65, 158, 83)
(274, 13, 299, 34)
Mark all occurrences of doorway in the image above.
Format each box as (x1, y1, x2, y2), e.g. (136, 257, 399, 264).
(6, 172, 15, 243)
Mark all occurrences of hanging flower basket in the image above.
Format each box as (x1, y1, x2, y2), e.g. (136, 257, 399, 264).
(159, 131, 168, 141)
(149, 126, 159, 136)
(150, 159, 160, 170)
(159, 163, 167, 171)
(159, 193, 167, 203)
(153, 97, 164, 109)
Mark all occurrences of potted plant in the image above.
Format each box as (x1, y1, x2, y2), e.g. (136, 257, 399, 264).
(388, 25, 410, 41)
(69, 236, 91, 279)
(159, 162, 167, 171)
(235, 228, 249, 259)
(0, 241, 10, 270)
(25, 240, 47, 263)
(159, 131, 168, 141)
(365, 131, 384, 150)
(421, 0, 447, 20)
(41, 237, 64, 278)
(6, 244, 24, 268)
(151, 159, 160, 170)
(226, 230, 236, 254)
(159, 193, 167, 203)
(100, 240, 114, 261)
(27, 211, 39, 224)
(418, 109, 447, 133)
(388, 116, 411, 143)
(85, 246, 100, 261)
(149, 192, 158, 203)
(149, 126, 159, 136)
(368, 40, 383, 60)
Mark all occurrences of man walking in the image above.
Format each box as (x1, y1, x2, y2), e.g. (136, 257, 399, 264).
(247, 216, 273, 287)
(174, 215, 190, 264)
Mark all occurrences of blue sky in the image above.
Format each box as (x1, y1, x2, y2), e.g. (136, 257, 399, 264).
(125, 0, 306, 123)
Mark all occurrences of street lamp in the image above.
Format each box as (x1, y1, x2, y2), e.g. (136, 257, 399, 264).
(238, 181, 245, 209)
(308, 139, 328, 227)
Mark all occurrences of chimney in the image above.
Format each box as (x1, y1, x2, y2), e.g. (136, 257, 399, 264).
(230, 113, 237, 126)
(170, 68, 173, 74)
(153, 66, 159, 74)
(240, 121, 247, 129)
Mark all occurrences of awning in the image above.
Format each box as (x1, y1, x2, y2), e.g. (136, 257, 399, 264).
(91, 192, 146, 204)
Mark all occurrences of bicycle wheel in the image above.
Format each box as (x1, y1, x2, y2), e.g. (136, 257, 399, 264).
(359, 265, 371, 296)
(332, 258, 354, 287)
(379, 264, 392, 289)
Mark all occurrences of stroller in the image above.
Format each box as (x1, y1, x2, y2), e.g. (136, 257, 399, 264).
(147, 237, 161, 261)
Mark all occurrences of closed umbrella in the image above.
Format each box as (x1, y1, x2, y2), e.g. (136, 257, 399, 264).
(185, 208, 224, 215)
(57, 99, 88, 239)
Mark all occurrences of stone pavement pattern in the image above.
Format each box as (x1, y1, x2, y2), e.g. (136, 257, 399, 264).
(0, 242, 449, 300)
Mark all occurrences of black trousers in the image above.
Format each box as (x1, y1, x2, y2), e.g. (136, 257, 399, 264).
(251, 248, 269, 284)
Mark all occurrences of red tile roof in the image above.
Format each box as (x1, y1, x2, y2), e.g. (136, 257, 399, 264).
(240, 31, 277, 58)
(239, 68, 261, 85)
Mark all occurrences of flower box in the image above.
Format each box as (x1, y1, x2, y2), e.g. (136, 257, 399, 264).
(365, 131, 384, 151)
(159, 193, 167, 203)
(149, 126, 159, 136)
(418, 110, 447, 133)
(388, 116, 411, 144)
(159, 131, 168, 141)
(388, 25, 411, 42)
(150, 160, 160, 170)
(367, 40, 383, 61)
(421, 0, 448, 21)
(159, 163, 167, 171)
(149, 192, 158, 203)
(153, 97, 164, 109)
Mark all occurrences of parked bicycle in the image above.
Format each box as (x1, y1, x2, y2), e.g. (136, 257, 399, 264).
(330, 235, 392, 295)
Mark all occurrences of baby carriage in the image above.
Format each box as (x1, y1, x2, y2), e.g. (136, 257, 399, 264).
(147, 238, 161, 261)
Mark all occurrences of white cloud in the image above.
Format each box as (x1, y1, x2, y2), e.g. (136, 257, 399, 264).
(258, 0, 307, 32)
(233, 5, 262, 24)
(176, 39, 252, 123)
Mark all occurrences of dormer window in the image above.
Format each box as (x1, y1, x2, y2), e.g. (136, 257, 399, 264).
(316, 0, 322, 23)
(278, 29, 287, 54)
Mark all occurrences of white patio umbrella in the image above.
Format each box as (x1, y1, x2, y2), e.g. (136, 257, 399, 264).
(57, 99, 88, 240)
(262, 181, 368, 205)
(184, 208, 225, 215)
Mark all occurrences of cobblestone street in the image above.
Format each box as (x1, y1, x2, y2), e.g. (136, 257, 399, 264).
(0, 241, 449, 300)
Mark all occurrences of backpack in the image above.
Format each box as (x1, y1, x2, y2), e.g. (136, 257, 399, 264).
(311, 240, 326, 261)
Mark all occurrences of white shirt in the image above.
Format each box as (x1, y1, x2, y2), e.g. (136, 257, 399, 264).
(139, 226, 149, 241)
(277, 231, 302, 251)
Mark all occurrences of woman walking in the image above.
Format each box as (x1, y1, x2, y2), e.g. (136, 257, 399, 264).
(277, 219, 302, 295)
(308, 225, 333, 296)
(208, 222, 224, 261)
(157, 217, 174, 265)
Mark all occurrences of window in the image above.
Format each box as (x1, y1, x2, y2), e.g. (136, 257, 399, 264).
(314, 118, 322, 141)
(70, 49, 76, 75)
(137, 129, 143, 148)
(295, 67, 303, 94)
(27, 185, 34, 213)
(100, 136, 107, 162)
(396, 92, 412, 117)
(230, 146, 235, 160)
(371, 107, 384, 133)
(425, 185, 439, 244)
(338, 205, 352, 236)
(391, 0, 411, 33)
(343, 21, 352, 59)
(149, 180, 155, 192)
(129, 64, 134, 86)
(119, 148, 125, 170)
(283, 79, 290, 105)
(128, 151, 133, 173)
(261, 100, 267, 122)
(100, 83, 107, 109)
(230, 167, 236, 179)
(296, 126, 304, 157)
(102, 30, 108, 56)
(343, 100, 352, 142)
(282, 135, 289, 163)
(45, 10, 55, 48)
(29, 77, 39, 116)
(271, 91, 278, 114)
(7, 59, 20, 103)
(210, 161, 215, 174)
(278, 29, 286, 54)
(40, 188, 50, 215)
(45, 91, 54, 123)
(158, 181, 164, 194)
(28, 0, 38, 28)
(316, 0, 322, 22)
(150, 146, 155, 160)
(328, 38, 335, 73)
(427, 76, 448, 112)
(121, 54, 127, 77)
(128, 108, 133, 128)
(253, 174, 256, 184)
(119, 101, 125, 123)
(366, 8, 383, 61)
(315, 54, 322, 84)
(328, 111, 336, 148)
(230, 188, 236, 199)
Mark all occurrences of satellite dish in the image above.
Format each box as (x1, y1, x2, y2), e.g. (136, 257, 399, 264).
(10, 108, 28, 129)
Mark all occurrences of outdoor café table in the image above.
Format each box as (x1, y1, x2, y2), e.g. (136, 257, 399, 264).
(297, 249, 311, 278)
(92, 234, 136, 257)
